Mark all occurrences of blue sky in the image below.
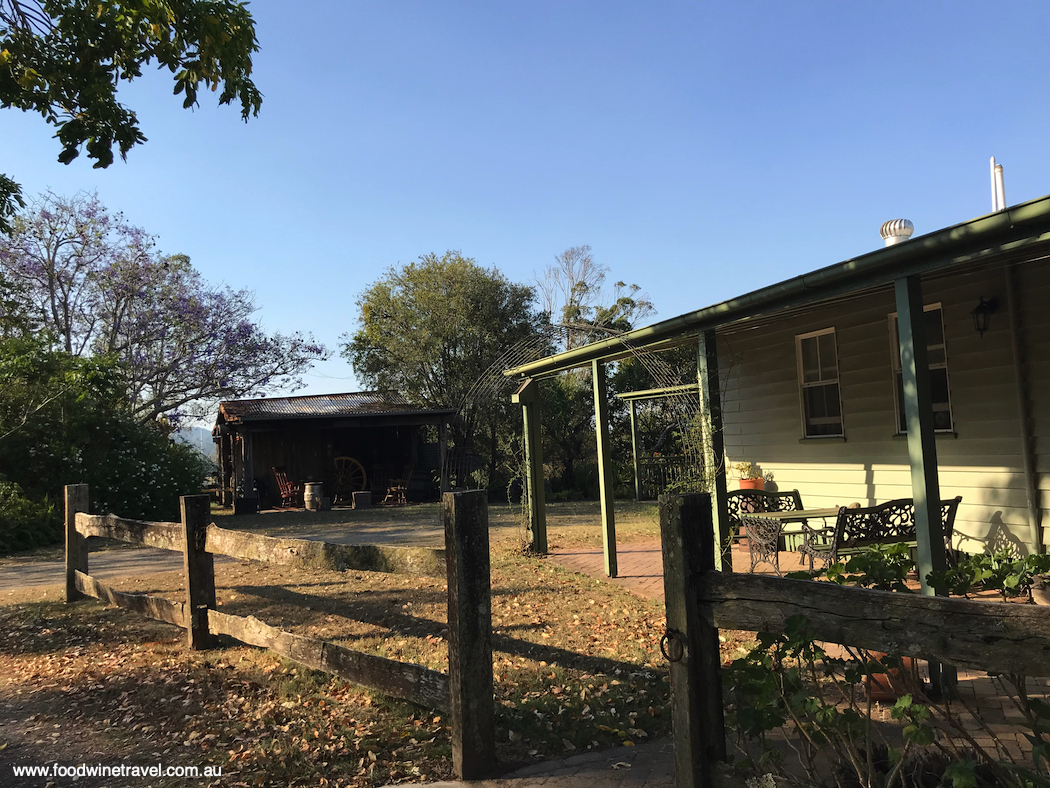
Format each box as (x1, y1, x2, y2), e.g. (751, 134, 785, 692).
(6, 1, 1050, 403)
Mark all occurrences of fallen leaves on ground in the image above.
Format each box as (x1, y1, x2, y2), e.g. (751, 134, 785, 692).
(0, 538, 752, 786)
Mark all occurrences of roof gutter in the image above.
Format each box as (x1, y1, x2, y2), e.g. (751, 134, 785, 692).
(504, 194, 1050, 379)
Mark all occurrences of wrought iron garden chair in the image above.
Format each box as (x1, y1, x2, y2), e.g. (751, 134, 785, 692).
(727, 489, 805, 575)
(801, 495, 963, 568)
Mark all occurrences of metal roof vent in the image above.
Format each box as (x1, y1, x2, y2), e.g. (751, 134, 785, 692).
(880, 218, 914, 246)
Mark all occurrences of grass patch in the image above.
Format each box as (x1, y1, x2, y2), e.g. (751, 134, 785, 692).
(0, 500, 730, 785)
(209, 499, 662, 551)
(0, 536, 752, 785)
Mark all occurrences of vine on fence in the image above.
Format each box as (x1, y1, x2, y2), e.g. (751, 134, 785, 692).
(725, 545, 1050, 788)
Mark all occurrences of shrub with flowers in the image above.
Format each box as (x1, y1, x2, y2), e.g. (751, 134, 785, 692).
(0, 336, 211, 552)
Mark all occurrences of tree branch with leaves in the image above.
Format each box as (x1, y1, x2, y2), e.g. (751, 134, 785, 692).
(0, 0, 262, 230)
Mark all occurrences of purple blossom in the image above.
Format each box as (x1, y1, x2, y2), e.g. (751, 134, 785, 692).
(0, 191, 329, 422)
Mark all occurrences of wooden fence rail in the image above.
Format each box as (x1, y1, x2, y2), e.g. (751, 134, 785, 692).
(75, 513, 183, 551)
(206, 608, 450, 711)
(65, 484, 495, 780)
(699, 571, 1050, 677)
(71, 515, 445, 578)
(659, 491, 1050, 788)
(203, 524, 445, 577)
(73, 569, 187, 627)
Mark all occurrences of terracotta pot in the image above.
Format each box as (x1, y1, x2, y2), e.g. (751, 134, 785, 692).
(1033, 576, 1049, 607)
(738, 478, 764, 490)
(866, 654, 919, 702)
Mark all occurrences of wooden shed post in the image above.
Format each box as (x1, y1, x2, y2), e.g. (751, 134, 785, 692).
(438, 420, 450, 493)
(444, 489, 496, 779)
(592, 359, 618, 577)
(182, 494, 216, 649)
(511, 378, 547, 553)
(660, 491, 726, 788)
(698, 330, 732, 571)
(64, 484, 89, 603)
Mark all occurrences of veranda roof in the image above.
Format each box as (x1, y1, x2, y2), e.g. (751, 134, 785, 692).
(504, 193, 1050, 378)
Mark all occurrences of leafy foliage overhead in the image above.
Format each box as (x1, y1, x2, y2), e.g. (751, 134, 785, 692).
(0, 0, 262, 167)
(0, 0, 262, 232)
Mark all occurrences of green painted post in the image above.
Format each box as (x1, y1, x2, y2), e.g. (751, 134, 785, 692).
(630, 399, 642, 501)
(698, 330, 731, 571)
(894, 276, 946, 592)
(592, 359, 618, 577)
(894, 274, 953, 695)
(512, 378, 547, 553)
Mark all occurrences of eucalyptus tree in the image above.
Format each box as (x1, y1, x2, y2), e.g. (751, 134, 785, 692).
(535, 245, 658, 495)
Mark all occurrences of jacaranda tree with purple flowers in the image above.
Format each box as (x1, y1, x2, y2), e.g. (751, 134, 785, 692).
(0, 190, 151, 354)
(1, 191, 328, 424)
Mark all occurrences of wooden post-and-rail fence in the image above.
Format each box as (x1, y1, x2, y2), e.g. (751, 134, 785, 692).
(64, 484, 498, 780)
(660, 491, 1050, 788)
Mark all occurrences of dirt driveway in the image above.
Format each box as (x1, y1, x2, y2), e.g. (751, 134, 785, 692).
(0, 500, 661, 596)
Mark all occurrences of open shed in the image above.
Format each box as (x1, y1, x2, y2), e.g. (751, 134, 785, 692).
(213, 392, 454, 511)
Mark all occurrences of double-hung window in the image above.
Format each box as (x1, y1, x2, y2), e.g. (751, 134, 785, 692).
(889, 304, 954, 433)
(796, 328, 843, 437)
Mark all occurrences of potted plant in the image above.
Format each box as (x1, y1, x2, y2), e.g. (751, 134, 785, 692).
(734, 462, 764, 490)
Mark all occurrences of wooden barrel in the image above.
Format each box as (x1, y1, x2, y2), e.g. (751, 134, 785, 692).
(304, 482, 323, 511)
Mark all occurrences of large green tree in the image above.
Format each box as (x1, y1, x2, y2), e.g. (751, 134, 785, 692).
(0, 333, 212, 552)
(341, 251, 546, 488)
(0, 0, 262, 231)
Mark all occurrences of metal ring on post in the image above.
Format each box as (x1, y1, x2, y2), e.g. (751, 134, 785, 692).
(660, 628, 685, 663)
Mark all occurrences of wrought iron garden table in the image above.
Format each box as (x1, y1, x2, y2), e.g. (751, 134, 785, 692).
(741, 507, 841, 574)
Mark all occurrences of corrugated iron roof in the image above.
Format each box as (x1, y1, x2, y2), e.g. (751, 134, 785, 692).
(217, 392, 455, 423)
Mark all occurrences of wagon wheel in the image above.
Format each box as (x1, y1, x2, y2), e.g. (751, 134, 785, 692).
(334, 456, 368, 494)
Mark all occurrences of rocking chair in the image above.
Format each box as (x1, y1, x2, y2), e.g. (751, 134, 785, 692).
(271, 466, 303, 508)
(382, 465, 413, 506)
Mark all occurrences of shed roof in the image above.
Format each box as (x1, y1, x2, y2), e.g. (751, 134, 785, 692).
(217, 392, 455, 424)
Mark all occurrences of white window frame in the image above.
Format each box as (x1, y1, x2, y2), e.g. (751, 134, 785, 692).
(795, 327, 844, 438)
(888, 303, 954, 434)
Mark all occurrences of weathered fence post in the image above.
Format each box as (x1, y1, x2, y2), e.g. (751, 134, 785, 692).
(182, 494, 215, 649)
(660, 492, 726, 788)
(444, 489, 496, 779)
(64, 484, 89, 602)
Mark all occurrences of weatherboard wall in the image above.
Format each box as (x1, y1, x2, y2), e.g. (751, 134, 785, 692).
(719, 258, 1049, 555)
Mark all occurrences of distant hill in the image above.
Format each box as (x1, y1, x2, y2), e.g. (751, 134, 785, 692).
(176, 426, 217, 463)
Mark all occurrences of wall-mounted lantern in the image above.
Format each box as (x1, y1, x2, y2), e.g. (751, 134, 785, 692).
(972, 296, 999, 337)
